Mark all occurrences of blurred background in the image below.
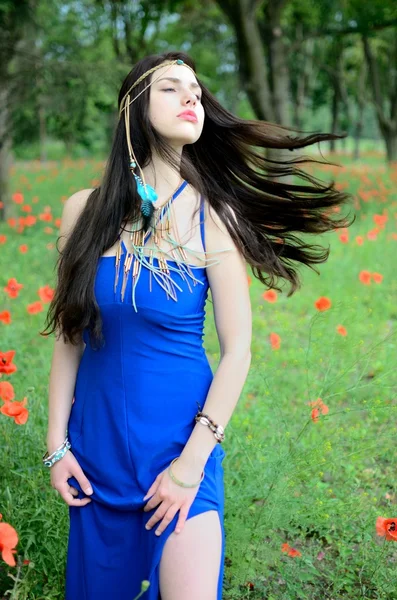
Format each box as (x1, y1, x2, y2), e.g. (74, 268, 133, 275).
(1, 0, 396, 205)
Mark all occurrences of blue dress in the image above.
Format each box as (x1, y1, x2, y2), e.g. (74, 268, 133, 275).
(65, 191, 226, 600)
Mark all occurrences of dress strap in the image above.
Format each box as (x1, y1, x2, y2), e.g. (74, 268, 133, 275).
(199, 195, 206, 252)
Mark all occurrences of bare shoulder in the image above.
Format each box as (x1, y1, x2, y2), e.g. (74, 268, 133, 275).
(58, 188, 95, 252)
(204, 200, 243, 267)
(204, 199, 248, 291)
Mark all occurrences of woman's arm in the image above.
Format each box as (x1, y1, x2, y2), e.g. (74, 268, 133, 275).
(177, 203, 252, 476)
(46, 189, 93, 455)
(46, 333, 85, 455)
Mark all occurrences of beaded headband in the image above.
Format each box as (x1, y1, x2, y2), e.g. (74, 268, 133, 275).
(118, 58, 197, 119)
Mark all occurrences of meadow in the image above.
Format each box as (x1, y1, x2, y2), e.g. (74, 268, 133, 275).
(0, 153, 396, 599)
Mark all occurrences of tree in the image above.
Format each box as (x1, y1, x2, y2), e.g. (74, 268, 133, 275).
(0, 0, 37, 222)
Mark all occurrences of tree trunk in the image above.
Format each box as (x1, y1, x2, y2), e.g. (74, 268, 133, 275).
(384, 131, 397, 162)
(216, 0, 292, 179)
(39, 97, 47, 163)
(294, 31, 314, 131)
(362, 34, 397, 165)
(329, 47, 344, 153)
(352, 61, 367, 161)
(0, 81, 13, 223)
(264, 0, 291, 127)
(330, 85, 341, 153)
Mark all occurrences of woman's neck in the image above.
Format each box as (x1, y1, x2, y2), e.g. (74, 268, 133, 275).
(139, 153, 183, 204)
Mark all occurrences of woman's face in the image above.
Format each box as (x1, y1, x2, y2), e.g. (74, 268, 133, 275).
(148, 63, 204, 148)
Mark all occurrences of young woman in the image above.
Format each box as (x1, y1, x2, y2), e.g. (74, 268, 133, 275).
(42, 51, 354, 600)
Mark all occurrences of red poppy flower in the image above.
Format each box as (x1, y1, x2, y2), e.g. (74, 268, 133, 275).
(0, 351, 17, 375)
(269, 332, 281, 350)
(0, 522, 19, 567)
(359, 271, 371, 285)
(0, 311, 11, 325)
(314, 297, 331, 311)
(263, 289, 277, 303)
(376, 517, 397, 542)
(38, 285, 54, 303)
(0, 381, 15, 401)
(27, 302, 43, 314)
(309, 398, 329, 422)
(373, 214, 387, 228)
(281, 542, 302, 557)
(4, 278, 23, 299)
(372, 272, 383, 284)
(0, 397, 29, 425)
(12, 192, 24, 204)
(25, 215, 36, 226)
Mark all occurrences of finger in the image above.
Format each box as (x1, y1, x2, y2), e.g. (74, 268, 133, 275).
(154, 504, 179, 536)
(72, 465, 94, 496)
(143, 476, 161, 501)
(56, 482, 93, 507)
(174, 506, 189, 534)
(145, 503, 171, 531)
(69, 486, 79, 497)
(143, 491, 162, 513)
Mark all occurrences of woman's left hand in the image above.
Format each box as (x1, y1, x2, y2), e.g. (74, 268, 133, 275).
(142, 458, 203, 536)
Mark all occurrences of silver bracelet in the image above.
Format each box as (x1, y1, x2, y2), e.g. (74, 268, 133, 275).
(42, 436, 71, 468)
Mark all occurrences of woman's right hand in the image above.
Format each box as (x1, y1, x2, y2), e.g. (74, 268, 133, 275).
(50, 450, 93, 507)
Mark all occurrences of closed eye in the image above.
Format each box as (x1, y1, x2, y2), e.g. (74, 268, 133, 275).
(163, 88, 201, 101)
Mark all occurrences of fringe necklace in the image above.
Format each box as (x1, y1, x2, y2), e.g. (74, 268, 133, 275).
(111, 179, 227, 312)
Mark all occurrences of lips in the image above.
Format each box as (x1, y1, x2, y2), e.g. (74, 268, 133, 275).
(177, 111, 197, 122)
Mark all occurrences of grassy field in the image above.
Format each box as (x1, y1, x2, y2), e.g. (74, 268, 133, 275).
(0, 154, 396, 599)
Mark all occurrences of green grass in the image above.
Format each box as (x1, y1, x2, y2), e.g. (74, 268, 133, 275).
(0, 153, 396, 599)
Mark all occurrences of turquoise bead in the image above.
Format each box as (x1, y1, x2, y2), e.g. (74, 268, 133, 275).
(176, 59, 184, 64)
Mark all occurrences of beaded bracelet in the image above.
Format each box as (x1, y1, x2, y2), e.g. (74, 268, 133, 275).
(42, 436, 71, 468)
(195, 402, 225, 443)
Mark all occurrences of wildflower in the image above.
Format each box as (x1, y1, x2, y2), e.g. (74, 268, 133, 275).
(0, 311, 11, 325)
(38, 285, 55, 303)
(314, 296, 331, 311)
(372, 272, 383, 284)
(27, 301, 43, 314)
(0, 351, 17, 375)
(281, 542, 302, 557)
(359, 271, 371, 285)
(4, 278, 23, 299)
(0, 397, 29, 425)
(269, 332, 281, 350)
(376, 517, 397, 541)
(0, 381, 15, 401)
(263, 289, 277, 303)
(0, 522, 18, 567)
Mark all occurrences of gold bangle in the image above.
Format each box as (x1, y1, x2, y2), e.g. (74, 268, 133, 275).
(168, 458, 204, 488)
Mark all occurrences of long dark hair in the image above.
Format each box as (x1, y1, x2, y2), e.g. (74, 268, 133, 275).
(41, 50, 355, 349)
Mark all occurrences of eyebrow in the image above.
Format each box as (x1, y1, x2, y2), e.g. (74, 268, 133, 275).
(156, 77, 201, 89)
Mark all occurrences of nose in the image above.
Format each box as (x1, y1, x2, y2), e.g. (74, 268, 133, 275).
(182, 90, 197, 105)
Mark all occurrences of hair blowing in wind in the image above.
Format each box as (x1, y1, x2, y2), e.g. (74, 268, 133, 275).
(41, 50, 355, 349)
